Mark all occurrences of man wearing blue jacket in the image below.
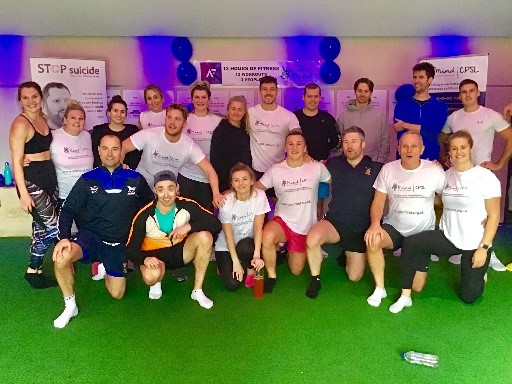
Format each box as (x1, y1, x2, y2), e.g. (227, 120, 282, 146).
(394, 62, 448, 161)
(52, 135, 154, 329)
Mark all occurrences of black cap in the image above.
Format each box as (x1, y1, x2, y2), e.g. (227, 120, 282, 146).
(153, 170, 177, 186)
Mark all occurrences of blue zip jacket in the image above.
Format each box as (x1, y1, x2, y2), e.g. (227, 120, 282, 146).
(394, 96, 448, 160)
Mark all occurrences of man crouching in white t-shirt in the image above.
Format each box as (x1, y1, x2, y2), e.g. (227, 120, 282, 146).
(254, 130, 331, 293)
(364, 131, 445, 307)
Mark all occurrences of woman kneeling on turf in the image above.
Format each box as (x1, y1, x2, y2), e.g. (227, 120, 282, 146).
(390, 130, 500, 313)
(215, 163, 268, 290)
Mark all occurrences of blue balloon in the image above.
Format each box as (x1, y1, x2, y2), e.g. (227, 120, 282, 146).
(319, 37, 341, 61)
(172, 37, 193, 62)
(394, 84, 415, 101)
(319, 61, 341, 84)
(176, 62, 197, 85)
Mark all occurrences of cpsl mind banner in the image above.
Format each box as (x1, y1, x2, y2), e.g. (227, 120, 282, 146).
(196, 61, 321, 87)
(30, 58, 107, 131)
(421, 54, 489, 113)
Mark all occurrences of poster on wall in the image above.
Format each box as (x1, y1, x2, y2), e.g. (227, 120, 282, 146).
(196, 61, 321, 87)
(421, 54, 489, 112)
(30, 58, 107, 131)
(122, 90, 146, 125)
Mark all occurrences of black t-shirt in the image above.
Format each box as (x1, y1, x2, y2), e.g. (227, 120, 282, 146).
(325, 155, 383, 232)
(91, 123, 142, 169)
(294, 109, 339, 161)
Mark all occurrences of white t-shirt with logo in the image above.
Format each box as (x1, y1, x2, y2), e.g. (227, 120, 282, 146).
(139, 110, 166, 130)
(130, 127, 205, 186)
(440, 166, 501, 250)
(215, 188, 270, 252)
(259, 161, 331, 234)
(179, 113, 222, 182)
(442, 106, 510, 165)
(374, 159, 445, 237)
(248, 104, 301, 172)
(50, 128, 94, 199)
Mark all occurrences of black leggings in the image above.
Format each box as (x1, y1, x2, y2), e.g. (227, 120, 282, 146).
(400, 230, 490, 304)
(215, 237, 255, 291)
(177, 174, 213, 211)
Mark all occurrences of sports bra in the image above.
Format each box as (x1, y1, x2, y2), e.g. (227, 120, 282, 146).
(21, 115, 53, 154)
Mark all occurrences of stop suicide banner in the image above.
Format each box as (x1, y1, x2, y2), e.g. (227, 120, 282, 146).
(30, 58, 107, 130)
(196, 61, 321, 87)
(421, 54, 488, 112)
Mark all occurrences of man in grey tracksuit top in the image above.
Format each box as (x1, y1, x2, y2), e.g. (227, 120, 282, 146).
(337, 78, 390, 164)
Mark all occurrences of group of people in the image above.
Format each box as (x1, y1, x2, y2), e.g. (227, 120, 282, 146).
(8, 61, 512, 328)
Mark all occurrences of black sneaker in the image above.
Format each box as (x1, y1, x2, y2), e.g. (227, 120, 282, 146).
(306, 276, 321, 299)
(171, 267, 188, 282)
(264, 277, 276, 293)
(276, 243, 288, 266)
(336, 252, 346, 268)
(25, 273, 58, 289)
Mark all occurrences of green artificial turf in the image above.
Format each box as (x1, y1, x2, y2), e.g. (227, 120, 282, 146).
(1, 228, 511, 384)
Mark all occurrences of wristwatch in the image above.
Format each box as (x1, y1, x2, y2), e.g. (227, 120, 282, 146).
(479, 243, 490, 250)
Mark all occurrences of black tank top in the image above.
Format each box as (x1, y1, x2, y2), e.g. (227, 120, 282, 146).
(21, 115, 52, 154)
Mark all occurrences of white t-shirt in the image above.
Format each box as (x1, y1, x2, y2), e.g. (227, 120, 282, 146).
(442, 106, 510, 165)
(139, 110, 166, 130)
(259, 161, 331, 234)
(374, 159, 445, 237)
(248, 104, 301, 172)
(215, 189, 270, 252)
(179, 113, 222, 182)
(440, 166, 501, 250)
(50, 128, 94, 199)
(130, 127, 205, 186)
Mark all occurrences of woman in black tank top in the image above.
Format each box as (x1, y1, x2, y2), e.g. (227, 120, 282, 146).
(9, 81, 59, 289)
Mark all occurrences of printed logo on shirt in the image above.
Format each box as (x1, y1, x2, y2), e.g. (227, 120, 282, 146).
(231, 211, 254, 224)
(127, 186, 136, 196)
(281, 177, 311, 188)
(63, 146, 90, 155)
(90, 186, 99, 194)
(391, 183, 426, 192)
(365, 167, 372, 176)
(187, 128, 215, 136)
(152, 151, 180, 163)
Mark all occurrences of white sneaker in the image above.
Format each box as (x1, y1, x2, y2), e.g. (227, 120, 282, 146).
(367, 287, 387, 307)
(430, 255, 439, 262)
(149, 282, 162, 300)
(191, 289, 213, 309)
(92, 263, 106, 281)
(489, 251, 506, 272)
(448, 254, 461, 265)
(53, 306, 78, 329)
(389, 296, 412, 314)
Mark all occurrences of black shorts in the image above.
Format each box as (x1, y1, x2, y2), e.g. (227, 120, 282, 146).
(143, 242, 186, 270)
(324, 217, 365, 253)
(381, 223, 405, 251)
(254, 170, 276, 199)
(72, 229, 125, 277)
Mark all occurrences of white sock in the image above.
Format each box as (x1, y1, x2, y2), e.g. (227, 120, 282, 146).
(367, 287, 387, 307)
(92, 263, 106, 281)
(389, 295, 412, 314)
(191, 289, 213, 309)
(54, 294, 78, 329)
(149, 282, 162, 300)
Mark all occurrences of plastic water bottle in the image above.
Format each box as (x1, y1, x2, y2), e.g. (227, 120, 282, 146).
(3, 162, 12, 186)
(401, 351, 439, 368)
